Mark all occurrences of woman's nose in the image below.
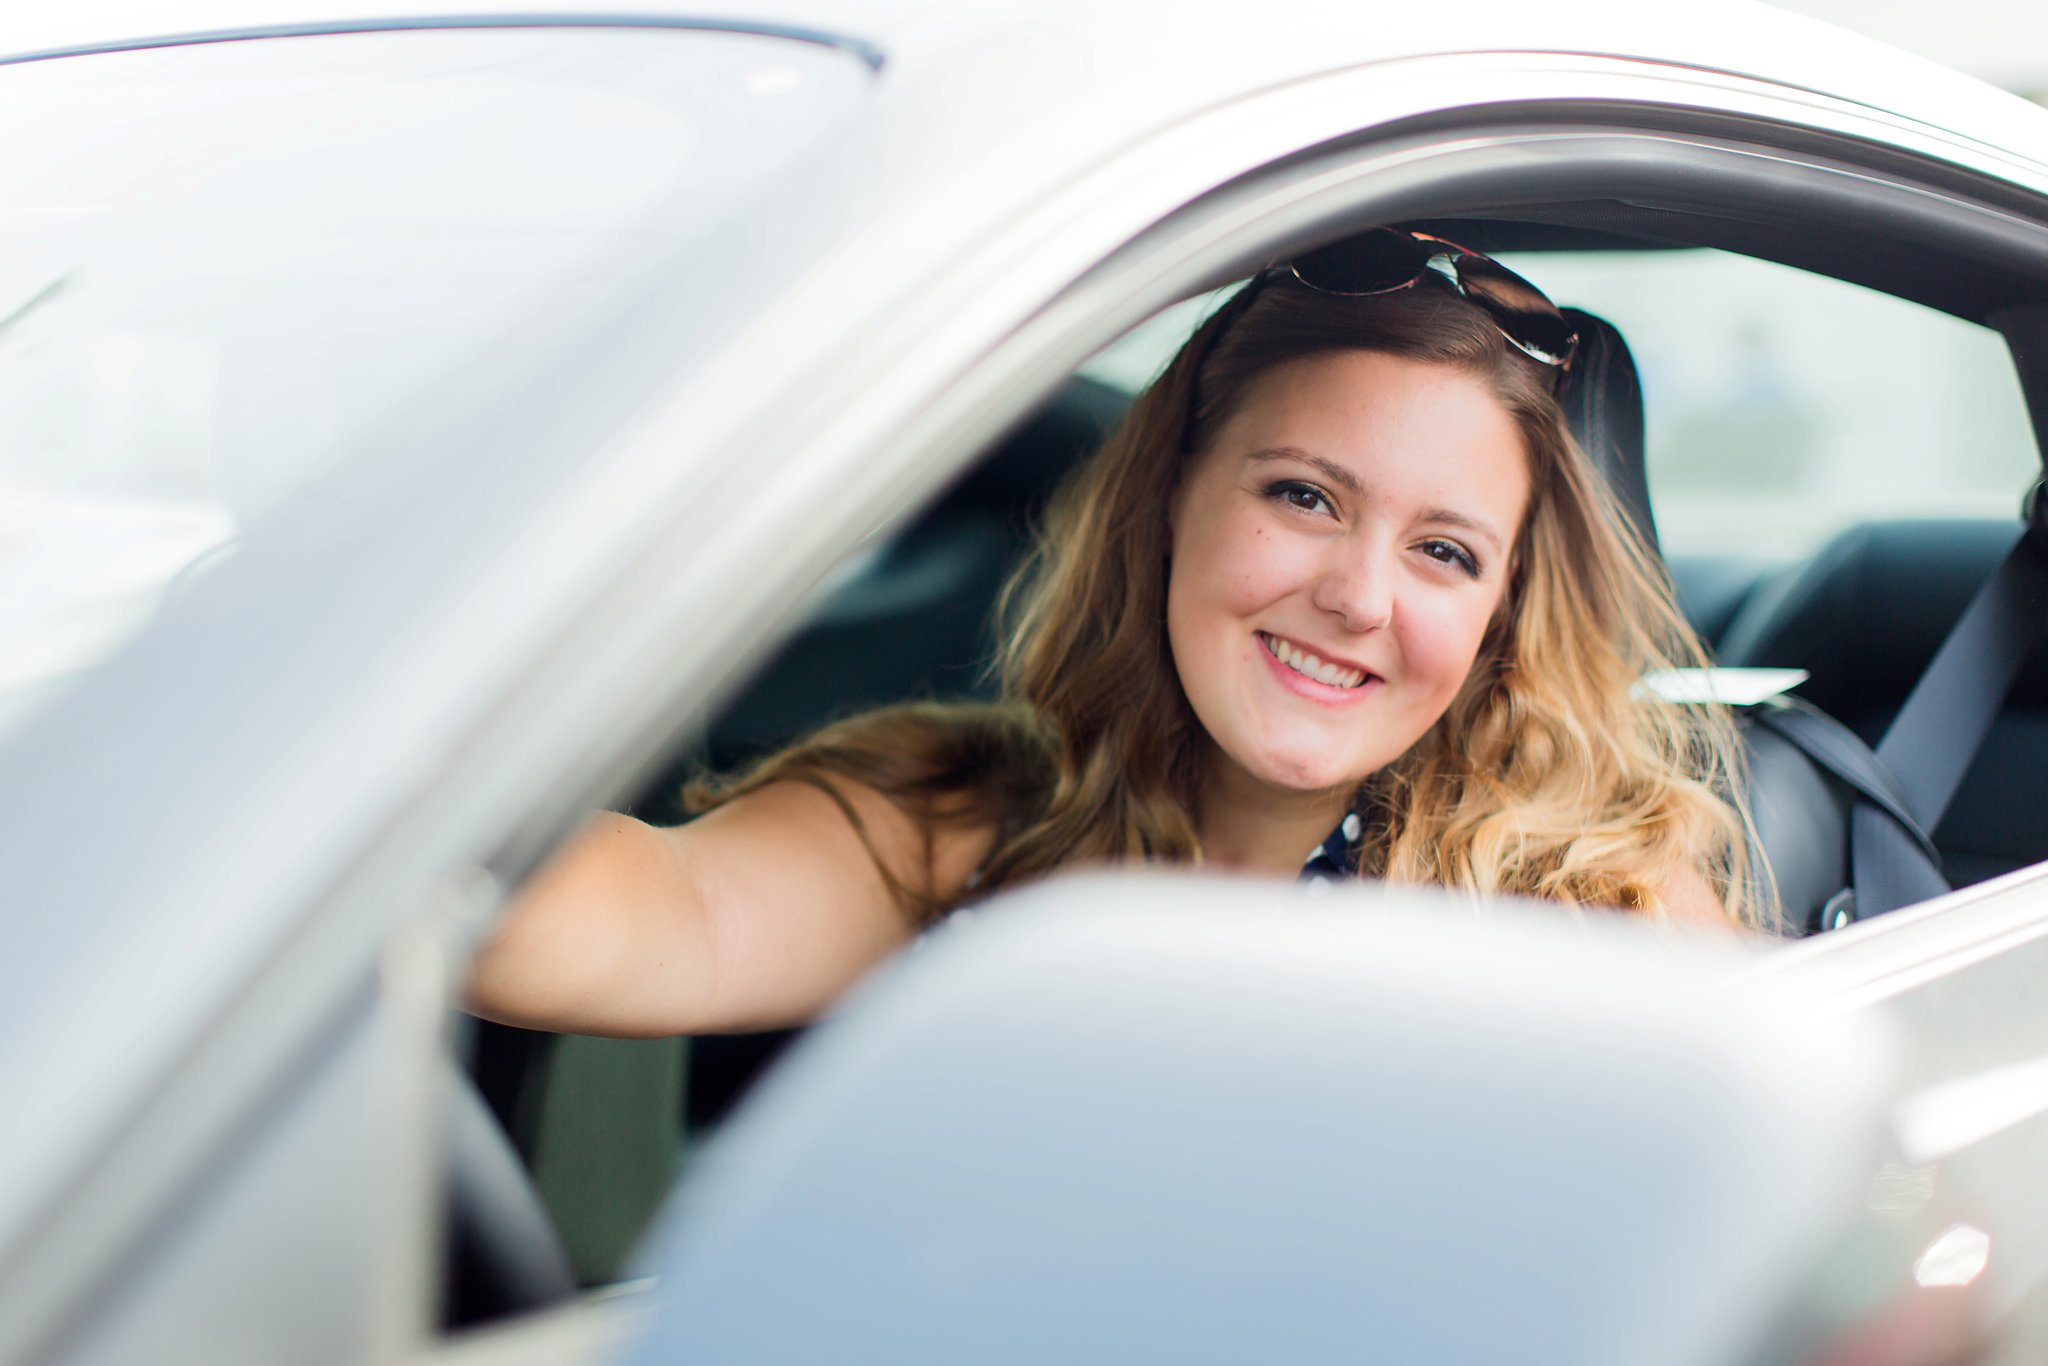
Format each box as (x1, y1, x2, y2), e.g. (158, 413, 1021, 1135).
(1312, 544, 1394, 632)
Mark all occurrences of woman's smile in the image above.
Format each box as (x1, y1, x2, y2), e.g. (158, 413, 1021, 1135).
(1167, 349, 1530, 795)
(1255, 630, 1378, 698)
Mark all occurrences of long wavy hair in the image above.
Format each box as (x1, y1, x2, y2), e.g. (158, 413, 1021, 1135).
(691, 272, 1759, 927)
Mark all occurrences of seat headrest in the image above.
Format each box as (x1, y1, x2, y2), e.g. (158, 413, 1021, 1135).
(1556, 307, 1658, 553)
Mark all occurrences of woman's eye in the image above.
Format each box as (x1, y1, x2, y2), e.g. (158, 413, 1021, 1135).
(1266, 480, 1332, 515)
(1419, 539, 1481, 577)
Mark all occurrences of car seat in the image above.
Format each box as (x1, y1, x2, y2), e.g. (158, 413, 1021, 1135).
(1555, 307, 1657, 549)
(1553, 307, 1870, 934)
(1718, 518, 2048, 890)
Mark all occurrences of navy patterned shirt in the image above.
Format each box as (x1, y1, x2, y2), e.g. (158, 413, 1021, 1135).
(1299, 806, 1366, 888)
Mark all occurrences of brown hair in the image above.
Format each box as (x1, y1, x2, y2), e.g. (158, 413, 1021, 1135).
(691, 273, 1759, 926)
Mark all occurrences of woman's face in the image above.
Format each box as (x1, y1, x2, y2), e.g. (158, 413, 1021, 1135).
(1167, 349, 1532, 795)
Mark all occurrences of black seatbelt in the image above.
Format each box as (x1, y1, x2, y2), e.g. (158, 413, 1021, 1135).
(1747, 698, 1937, 866)
(1746, 697, 1942, 932)
(1843, 490, 2048, 921)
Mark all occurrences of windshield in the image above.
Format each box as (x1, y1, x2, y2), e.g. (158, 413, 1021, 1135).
(0, 25, 868, 735)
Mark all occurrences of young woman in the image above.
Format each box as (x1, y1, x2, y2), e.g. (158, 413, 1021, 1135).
(468, 229, 1758, 1039)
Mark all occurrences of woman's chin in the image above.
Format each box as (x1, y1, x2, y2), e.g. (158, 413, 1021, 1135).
(1198, 723, 1382, 798)
(1239, 750, 1370, 796)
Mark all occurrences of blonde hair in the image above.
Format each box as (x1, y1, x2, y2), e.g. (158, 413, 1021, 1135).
(693, 274, 1760, 927)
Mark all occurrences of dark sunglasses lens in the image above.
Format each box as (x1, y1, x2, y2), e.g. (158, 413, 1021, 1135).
(1289, 230, 1435, 295)
(1452, 254, 1578, 364)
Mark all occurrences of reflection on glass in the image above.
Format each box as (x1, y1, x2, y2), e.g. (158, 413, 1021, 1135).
(1912, 1222, 1990, 1288)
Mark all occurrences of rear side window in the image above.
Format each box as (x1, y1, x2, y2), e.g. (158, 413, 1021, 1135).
(1496, 248, 2038, 559)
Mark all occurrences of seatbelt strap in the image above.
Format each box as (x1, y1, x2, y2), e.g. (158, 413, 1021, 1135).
(1747, 699, 1937, 865)
(1851, 501, 2048, 919)
(1743, 696, 1942, 932)
(1647, 671, 1941, 931)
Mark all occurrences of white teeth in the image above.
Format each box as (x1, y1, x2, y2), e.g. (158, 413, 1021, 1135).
(1261, 633, 1365, 689)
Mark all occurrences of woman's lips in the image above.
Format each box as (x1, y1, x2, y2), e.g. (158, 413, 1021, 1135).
(1256, 631, 1381, 704)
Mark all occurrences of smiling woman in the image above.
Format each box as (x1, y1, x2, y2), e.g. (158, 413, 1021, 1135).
(1167, 352, 1531, 824)
(466, 230, 1756, 1039)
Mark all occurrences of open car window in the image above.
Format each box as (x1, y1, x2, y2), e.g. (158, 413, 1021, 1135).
(1492, 249, 2040, 559)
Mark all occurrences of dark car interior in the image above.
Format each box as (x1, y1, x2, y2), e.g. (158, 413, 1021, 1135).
(451, 197, 2048, 1327)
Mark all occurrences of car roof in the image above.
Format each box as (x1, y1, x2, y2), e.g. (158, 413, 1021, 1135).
(11, 0, 2048, 171)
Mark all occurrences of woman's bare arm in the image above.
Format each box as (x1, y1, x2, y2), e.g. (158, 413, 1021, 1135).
(465, 779, 995, 1037)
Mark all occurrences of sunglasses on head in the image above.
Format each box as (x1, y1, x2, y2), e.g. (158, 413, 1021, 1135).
(1284, 228, 1579, 369)
(1180, 227, 1577, 451)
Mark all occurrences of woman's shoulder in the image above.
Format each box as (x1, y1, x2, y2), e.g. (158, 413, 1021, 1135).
(746, 770, 1004, 919)
(718, 698, 1052, 918)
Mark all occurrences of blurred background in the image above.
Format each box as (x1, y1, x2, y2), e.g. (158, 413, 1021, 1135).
(1779, 0, 2048, 104)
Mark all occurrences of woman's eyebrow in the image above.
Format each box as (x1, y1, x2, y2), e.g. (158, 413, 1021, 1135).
(1419, 507, 1506, 554)
(1246, 446, 1361, 493)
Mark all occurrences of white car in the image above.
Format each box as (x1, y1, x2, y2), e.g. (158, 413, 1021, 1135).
(4, 3, 2048, 1363)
